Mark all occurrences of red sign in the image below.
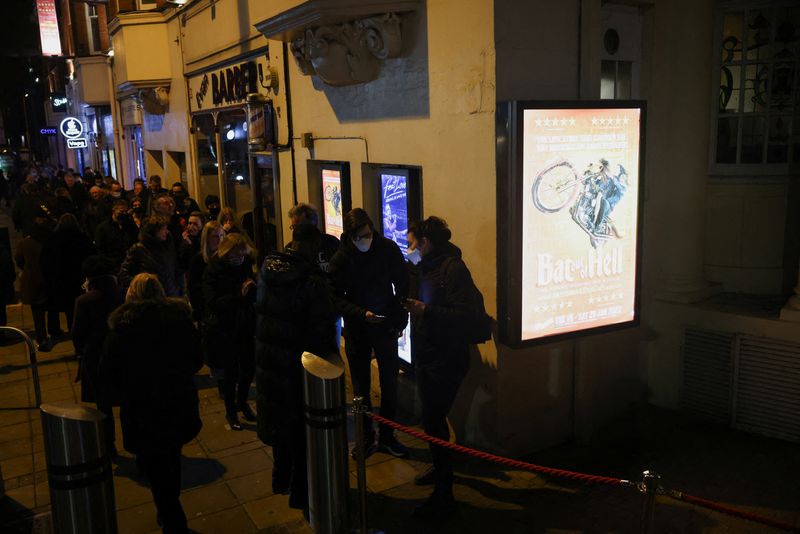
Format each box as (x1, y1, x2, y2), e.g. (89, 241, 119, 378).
(36, 0, 62, 57)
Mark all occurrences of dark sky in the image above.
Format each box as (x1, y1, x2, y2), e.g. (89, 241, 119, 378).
(0, 0, 47, 149)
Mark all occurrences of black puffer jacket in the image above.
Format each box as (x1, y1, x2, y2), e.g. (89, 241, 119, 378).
(101, 298, 202, 453)
(201, 256, 256, 368)
(410, 242, 472, 372)
(254, 251, 337, 443)
(118, 237, 181, 297)
(329, 235, 408, 334)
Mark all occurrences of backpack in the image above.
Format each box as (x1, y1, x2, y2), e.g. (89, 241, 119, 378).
(441, 257, 493, 344)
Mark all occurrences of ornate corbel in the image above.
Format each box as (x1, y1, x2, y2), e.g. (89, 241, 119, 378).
(290, 13, 404, 86)
(139, 86, 170, 115)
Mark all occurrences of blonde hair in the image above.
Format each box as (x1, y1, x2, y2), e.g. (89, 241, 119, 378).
(200, 221, 224, 263)
(126, 273, 165, 301)
(215, 232, 255, 261)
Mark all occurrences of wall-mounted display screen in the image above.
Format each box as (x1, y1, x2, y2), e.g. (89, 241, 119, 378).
(497, 101, 645, 347)
(380, 170, 409, 257)
(322, 168, 344, 238)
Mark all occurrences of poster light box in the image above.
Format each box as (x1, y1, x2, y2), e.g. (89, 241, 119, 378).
(496, 101, 646, 348)
(306, 160, 351, 239)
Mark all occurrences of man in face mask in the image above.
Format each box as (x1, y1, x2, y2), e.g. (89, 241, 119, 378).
(94, 200, 138, 269)
(329, 208, 410, 460)
(204, 195, 221, 222)
(109, 181, 126, 201)
(171, 182, 200, 218)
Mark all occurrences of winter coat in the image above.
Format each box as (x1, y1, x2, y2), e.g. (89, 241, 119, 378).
(41, 228, 95, 311)
(81, 199, 111, 238)
(15, 231, 50, 306)
(72, 276, 125, 403)
(410, 241, 472, 374)
(329, 234, 409, 335)
(95, 218, 138, 269)
(254, 250, 337, 443)
(201, 256, 256, 368)
(0, 241, 17, 306)
(118, 237, 181, 297)
(186, 253, 206, 321)
(101, 298, 202, 454)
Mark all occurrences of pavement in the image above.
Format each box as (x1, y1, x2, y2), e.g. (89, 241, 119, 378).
(0, 212, 799, 533)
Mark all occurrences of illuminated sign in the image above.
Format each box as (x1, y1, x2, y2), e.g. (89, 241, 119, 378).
(380, 170, 412, 364)
(188, 55, 270, 113)
(380, 172, 409, 257)
(497, 101, 645, 346)
(322, 169, 344, 238)
(36, 0, 62, 57)
(40, 128, 57, 135)
(67, 138, 88, 149)
(59, 117, 84, 139)
(51, 94, 67, 113)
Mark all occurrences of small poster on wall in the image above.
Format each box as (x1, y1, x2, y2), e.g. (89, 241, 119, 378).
(380, 171, 409, 257)
(322, 168, 344, 238)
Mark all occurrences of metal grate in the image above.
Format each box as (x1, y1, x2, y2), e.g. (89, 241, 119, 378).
(734, 335, 800, 442)
(681, 327, 735, 424)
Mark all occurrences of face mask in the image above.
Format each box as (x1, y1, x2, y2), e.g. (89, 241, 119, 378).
(209, 207, 220, 218)
(227, 256, 245, 266)
(407, 249, 422, 265)
(353, 237, 372, 253)
(111, 191, 121, 198)
(133, 207, 145, 215)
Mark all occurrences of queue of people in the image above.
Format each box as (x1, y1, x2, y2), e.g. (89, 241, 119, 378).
(7, 164, 481, 527)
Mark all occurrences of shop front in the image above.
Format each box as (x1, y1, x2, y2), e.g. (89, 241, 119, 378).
(188, 52, 282, 249)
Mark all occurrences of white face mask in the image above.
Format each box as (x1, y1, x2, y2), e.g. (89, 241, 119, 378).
(407, 249, 422, 265)
(353, 237, 372, 253)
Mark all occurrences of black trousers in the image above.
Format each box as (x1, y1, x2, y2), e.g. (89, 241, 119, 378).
(138, 445, 187, 534)
(417, 350, 468, 496)
(31, 305, 61, 343)
(222, 339, 255, 414)
(345, 325, 399, 440)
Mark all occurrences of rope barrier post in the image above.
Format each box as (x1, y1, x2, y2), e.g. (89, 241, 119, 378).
(40, 402, 117, 534)
(640, 470, 661, 534)
(353, 396, 369, 534)
(302, 351, 350, 534)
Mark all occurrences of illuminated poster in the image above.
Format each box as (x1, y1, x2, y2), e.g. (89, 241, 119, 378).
(380, 170, 411, 364)
(380, 172, 408, 256)
(521, 107, 641, 341)
(36, 0, 62, 57)
(321, 169, 343, 238)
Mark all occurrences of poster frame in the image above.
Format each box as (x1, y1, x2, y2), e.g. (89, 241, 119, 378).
(306, 159, 351, 237)
(496, 99, 647, 349)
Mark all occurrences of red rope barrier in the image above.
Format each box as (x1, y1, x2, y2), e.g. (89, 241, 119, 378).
(368, 411, 800, 532)
(668, 491, 800, 533)
(367, 411, 630, 487)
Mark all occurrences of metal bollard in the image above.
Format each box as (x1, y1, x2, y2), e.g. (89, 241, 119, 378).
(302, 351, 349, 534)
(40, 402, 118, 534)
(640, 470, 661, 534)
(353, 396, 369, 534)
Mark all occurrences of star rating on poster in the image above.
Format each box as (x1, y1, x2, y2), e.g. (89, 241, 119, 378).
(591, 116, 630, 127)
(535, 117, 578, 128)
(533, 301, 574, 313)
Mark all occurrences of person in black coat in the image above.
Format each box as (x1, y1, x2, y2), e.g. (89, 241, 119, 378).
(41, 213, 95, 331)
(0, 232, 16, 337)
(202, 232, 257, 430)
(255, 225, 338, 508)
(403, 217, 473, 517)
(118, 216, 182, 297)
(82, 187, 112, 239)
(329, 208, 409, 458)
(101, 273, 202, 534)
(95, 200, 138, 270)
(72, 256, 125, 456)
(187, 221, 224, 323)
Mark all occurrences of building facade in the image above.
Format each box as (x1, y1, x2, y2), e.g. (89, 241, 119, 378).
(101, 0, 800, 453)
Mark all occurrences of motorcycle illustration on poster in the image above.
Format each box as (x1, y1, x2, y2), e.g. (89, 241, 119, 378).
(521, 108, 641, 341)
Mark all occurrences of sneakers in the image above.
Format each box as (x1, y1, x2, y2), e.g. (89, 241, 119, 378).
(377, 435, 409, 458)
(239, 403, 257, 422)
(37, 339, 52, 353)
(414, 466, 435, 486)
(226, 412, 243, 431)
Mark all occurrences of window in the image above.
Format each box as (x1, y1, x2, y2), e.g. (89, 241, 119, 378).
(713, 5, 800, 170)
(87, 4, 102, 54)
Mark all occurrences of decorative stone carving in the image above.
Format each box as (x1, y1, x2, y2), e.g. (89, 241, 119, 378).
(290, 13, 403, 86)
(139, 87, 170, 115)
